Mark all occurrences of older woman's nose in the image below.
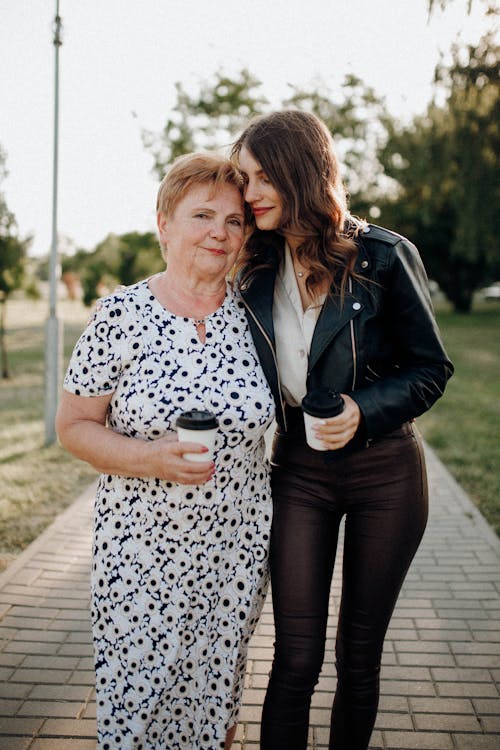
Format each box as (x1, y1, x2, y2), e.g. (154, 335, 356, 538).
(210, 219, 228, 240)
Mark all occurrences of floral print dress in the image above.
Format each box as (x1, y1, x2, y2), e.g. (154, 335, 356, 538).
(63, 279, 274, 750)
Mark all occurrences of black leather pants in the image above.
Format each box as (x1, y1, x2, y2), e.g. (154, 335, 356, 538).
(261, 417, 428, 750)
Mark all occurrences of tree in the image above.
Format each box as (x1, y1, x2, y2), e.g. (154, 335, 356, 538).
(62, 231, 163, 306)
(282, 74, 391, 215)
(144, 68, 390, 218)
(0, 146, 32, 378)
(427, 0, 498, 15)
(143, 68, 268, 180)
(378, 33, 499, 312)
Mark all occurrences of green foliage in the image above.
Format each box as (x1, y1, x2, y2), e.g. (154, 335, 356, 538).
(283, 74, 391, 214)
(61, 231, 163, 306)
(0, 145, 32, 377)
(378, 34, 499, 312)
(143, 68, 268, 180)
(144, 68, 391, 218)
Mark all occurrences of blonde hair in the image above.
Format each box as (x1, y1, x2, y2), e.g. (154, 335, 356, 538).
(156, 152, 245, 218)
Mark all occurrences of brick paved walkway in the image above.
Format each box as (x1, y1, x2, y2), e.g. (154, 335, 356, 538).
(0, 444, 499, 749)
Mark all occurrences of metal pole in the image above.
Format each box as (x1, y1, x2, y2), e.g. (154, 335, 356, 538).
(44, 0, 63, 445)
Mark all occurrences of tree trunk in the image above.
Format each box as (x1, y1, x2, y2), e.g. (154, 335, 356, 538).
(451, 290, 473, 314)
(0, 298, 10, 378)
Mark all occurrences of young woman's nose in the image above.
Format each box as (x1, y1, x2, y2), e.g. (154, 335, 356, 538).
(244, 179, 259, 203)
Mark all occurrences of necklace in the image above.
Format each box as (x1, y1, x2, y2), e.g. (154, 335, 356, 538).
(192, 318, 205, 326)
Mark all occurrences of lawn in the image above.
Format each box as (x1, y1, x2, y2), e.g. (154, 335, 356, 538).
(417, 300, 500, 536)
(0, 298, 97, 572)
(0, 296, 498, 573)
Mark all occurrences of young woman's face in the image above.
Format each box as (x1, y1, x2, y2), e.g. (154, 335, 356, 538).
(238, 146, 283, 231)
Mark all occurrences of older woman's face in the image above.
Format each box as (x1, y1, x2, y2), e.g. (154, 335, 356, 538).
(157, 183, 244, 280)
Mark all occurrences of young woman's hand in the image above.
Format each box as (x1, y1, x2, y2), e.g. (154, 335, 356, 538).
(312, 394, 361, 450)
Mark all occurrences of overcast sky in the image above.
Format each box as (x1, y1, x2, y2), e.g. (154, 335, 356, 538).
(0, 0, 493, 257)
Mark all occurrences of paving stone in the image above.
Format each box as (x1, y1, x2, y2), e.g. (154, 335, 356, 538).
(30, 741, 96, 750)
(384, 730, 453, 748)
(29, 685, 92, 701)
(453, 737, 500, 750)
(437, 682, 499, 698)
(0, 738, 33, 750)
(0, 717, 44, 734)
(398, 652, 456, 667)
(409, 696, 474, 714)
(480, 714, 500, 732)
(0, 699, 23, 716)
(414, 713, 482, 731)
(38, 718, 97, 737)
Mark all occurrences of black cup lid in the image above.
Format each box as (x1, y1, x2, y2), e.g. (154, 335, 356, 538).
(301, 387, 345, 418)
(176, 409, 219, 430)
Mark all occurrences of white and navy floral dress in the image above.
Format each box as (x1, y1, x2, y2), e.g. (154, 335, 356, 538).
(63, 279, 275, 750)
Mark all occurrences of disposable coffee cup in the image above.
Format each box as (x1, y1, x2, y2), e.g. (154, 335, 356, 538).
(301, 387, 345, 451)
(175, 409, 219, 462)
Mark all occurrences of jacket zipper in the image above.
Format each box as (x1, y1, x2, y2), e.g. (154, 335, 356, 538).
(349, 277, 357, 390)
(241, 297, 287, 431)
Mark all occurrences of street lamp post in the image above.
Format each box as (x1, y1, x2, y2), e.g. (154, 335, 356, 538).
(44, 0, 63, 444)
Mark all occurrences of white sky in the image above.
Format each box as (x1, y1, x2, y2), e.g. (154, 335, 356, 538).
(0, 0, 493, 257)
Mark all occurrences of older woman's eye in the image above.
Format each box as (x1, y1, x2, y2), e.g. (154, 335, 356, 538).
(228, 218, 243, 227)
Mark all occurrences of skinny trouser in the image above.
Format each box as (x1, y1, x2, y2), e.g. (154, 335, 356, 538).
(260, 417, 428, 750)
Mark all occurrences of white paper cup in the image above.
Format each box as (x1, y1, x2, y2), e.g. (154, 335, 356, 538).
(175, 410, 219, 462)
(301, 388, 345, 451)
(303, 412, 329, 451)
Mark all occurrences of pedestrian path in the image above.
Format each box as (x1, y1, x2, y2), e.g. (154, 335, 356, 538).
(0, 444, 499, 749)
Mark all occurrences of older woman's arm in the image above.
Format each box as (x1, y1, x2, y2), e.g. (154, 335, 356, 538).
(55, 390, 215, 485)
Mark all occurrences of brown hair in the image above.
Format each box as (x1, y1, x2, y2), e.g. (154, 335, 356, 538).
(231, 110, 364, 295)
(156, 151, 245, 217)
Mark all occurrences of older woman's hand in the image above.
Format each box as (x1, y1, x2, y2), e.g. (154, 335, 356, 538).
(146, 434, 216, 485)
(56, 391, 215, 485)
(312, 394, 361, 451)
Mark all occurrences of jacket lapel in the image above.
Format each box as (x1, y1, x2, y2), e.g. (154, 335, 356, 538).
(309, 290, 364, 371)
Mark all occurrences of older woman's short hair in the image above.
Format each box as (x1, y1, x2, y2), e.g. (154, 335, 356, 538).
(156, 152, 245, 218)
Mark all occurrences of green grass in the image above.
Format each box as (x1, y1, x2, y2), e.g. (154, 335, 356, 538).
(417, 301, 500, 536)
(0, 299, 97, 571)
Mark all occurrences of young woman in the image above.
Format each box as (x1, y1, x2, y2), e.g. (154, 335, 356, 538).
(231, 111, 453, 750)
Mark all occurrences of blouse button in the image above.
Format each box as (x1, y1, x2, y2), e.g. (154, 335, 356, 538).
(361, 260, 369, 269)
(353, 302, 361, 311)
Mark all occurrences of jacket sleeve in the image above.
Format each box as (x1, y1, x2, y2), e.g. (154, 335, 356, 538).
(349, 238, 454, 438)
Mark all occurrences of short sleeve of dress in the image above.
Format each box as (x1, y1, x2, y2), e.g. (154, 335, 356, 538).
(64, 295, 125, 397)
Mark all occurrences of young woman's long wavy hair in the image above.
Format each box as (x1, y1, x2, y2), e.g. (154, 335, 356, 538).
(231, 110, 364, 297)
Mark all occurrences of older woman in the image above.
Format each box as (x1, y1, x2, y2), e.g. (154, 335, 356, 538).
(56, 153, 275, 750)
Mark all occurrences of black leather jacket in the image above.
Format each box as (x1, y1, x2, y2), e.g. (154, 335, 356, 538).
(239, 224, 454, 443)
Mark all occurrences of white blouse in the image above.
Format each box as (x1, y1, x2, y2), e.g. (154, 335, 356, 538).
(273, 245, 326, 406)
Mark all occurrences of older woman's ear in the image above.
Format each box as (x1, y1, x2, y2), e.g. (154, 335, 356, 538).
(157, 211, 168, 236)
